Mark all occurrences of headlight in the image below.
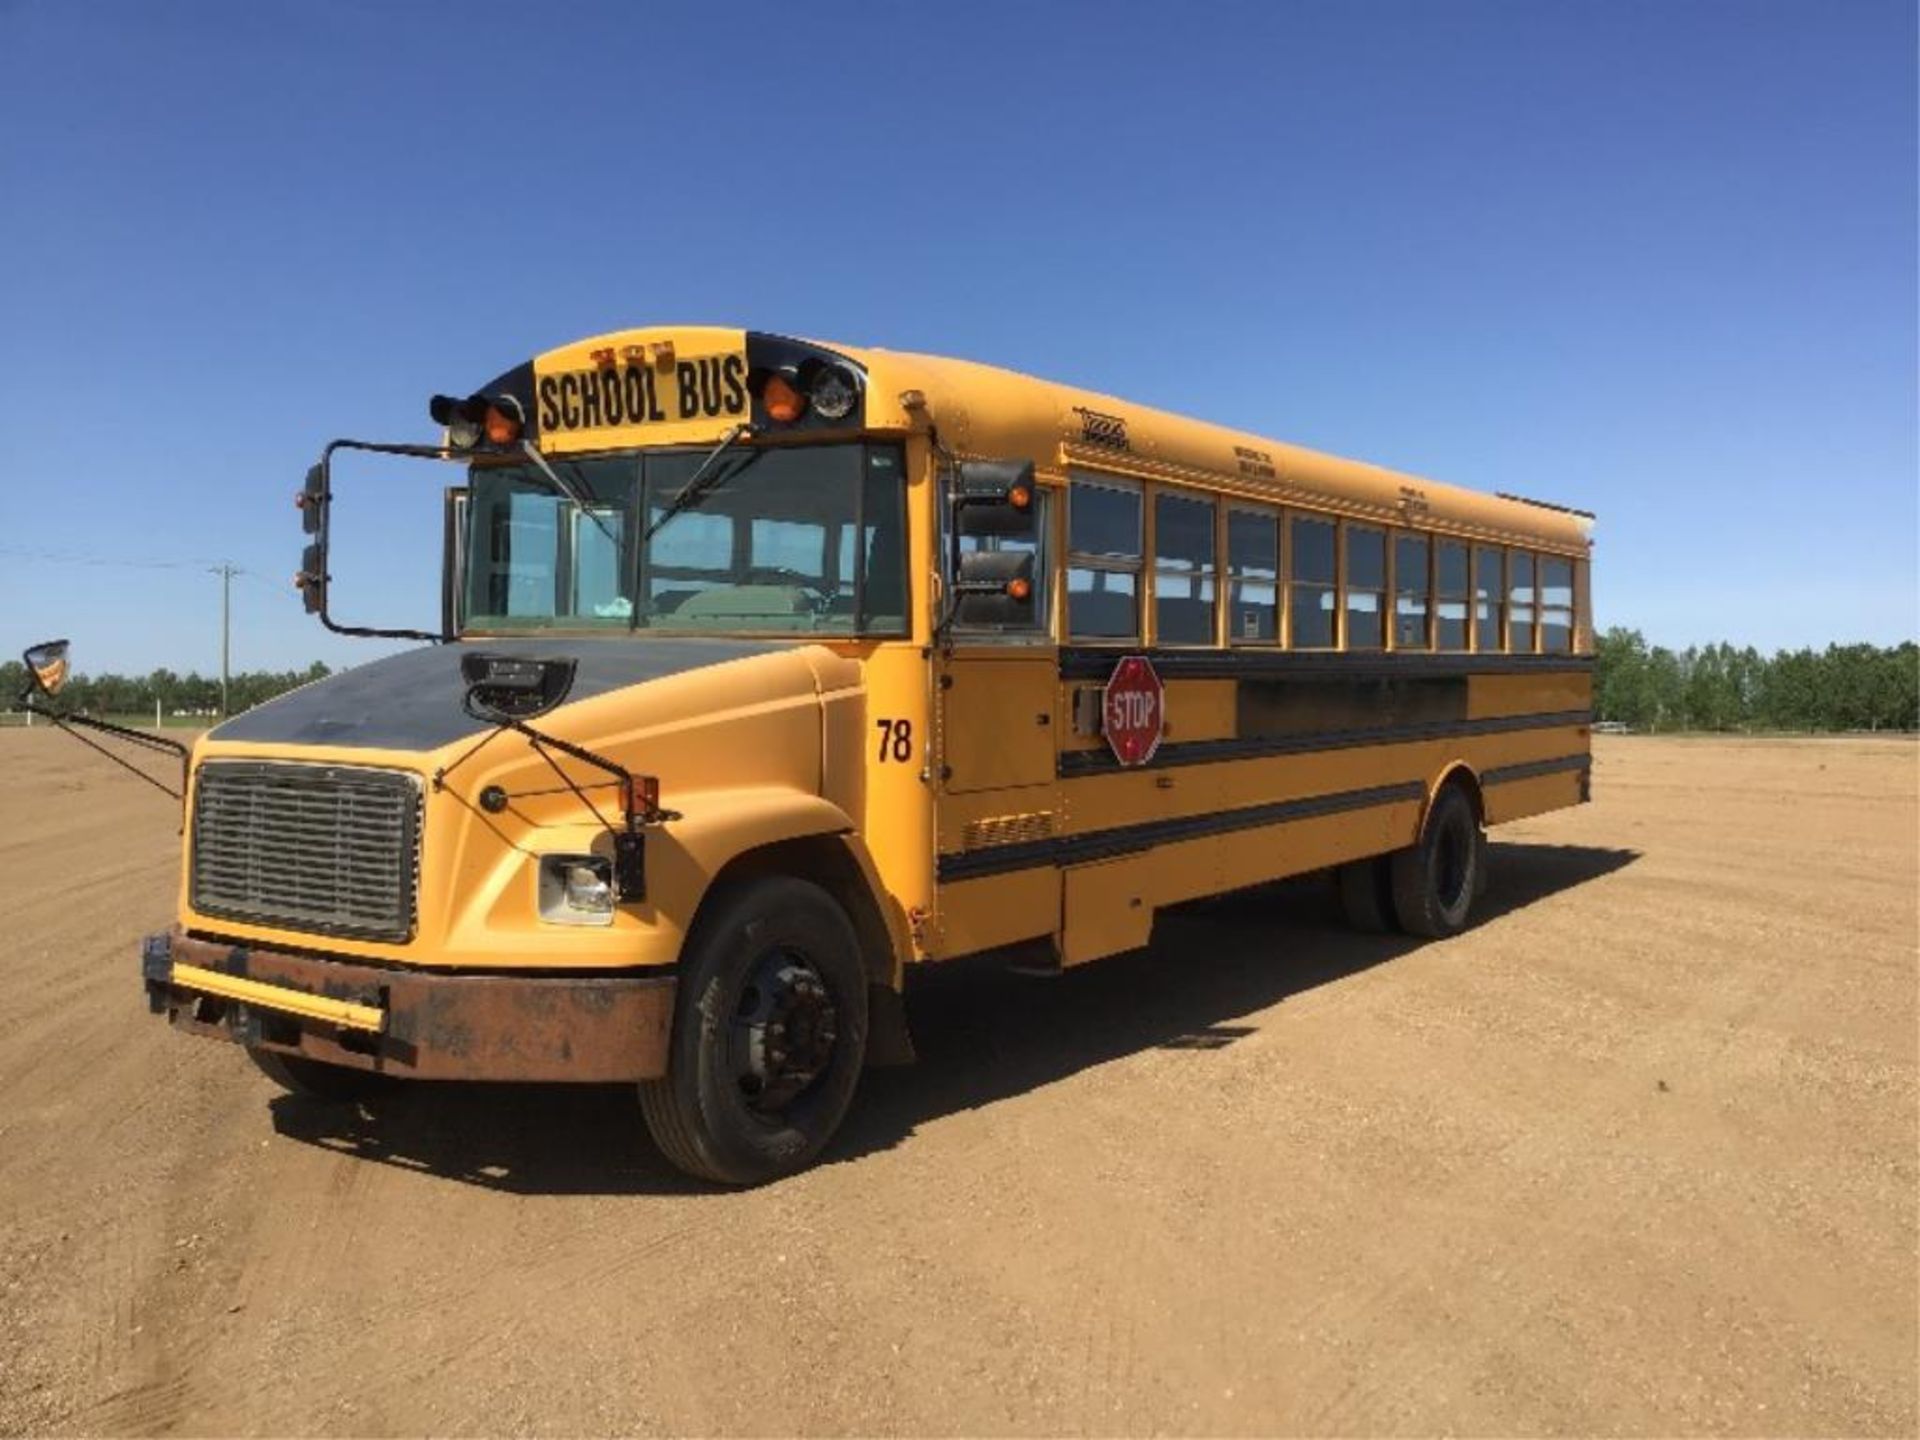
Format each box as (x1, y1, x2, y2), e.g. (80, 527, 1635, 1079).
(538, 854, 616, 926)
(808, 364, 858, 420)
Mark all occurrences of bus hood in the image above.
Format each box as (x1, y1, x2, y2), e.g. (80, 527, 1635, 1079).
(208, 637, 799, 751)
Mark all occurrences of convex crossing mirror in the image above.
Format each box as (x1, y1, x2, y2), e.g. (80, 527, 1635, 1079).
(21, 639, 70, 699)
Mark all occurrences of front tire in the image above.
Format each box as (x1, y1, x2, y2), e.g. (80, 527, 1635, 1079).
(1390, 784, 1485, 938)
(247, 1047, 396, 1103)
(640, 877, 868, 1186)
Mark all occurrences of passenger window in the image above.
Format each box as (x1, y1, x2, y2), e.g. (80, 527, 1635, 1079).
(1289, 514, 1336, 648)
(1067, 477, 1142, 640)
(1394, 534, 1430, 649)
(1540, 555, 1574, 654)
(1345, 524, 1386, 650)
(1153, 491, 1216, 645)
(1474, 546, 1504, 651)
(1508, 551, 1537, 653)
(1227, 508, 1278, 643)
(1436, 540, 1469, 650)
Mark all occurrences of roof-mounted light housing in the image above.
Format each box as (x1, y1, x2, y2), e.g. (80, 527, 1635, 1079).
(744, 335, 867, 431)
(429, 392, 523, 450)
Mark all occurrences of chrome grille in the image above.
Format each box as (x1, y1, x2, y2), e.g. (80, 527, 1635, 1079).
(190, 761, 422, 942)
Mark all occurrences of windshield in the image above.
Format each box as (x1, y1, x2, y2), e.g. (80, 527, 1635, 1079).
(462, 442, 908, 635)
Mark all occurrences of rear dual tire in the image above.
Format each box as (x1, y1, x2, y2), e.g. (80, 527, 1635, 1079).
(1337, 783, 1486, 939)
(1336, 854, 1397, 932)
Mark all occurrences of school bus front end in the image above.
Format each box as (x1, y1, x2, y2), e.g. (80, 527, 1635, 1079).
(140, 327, 943, 1185)
(151, 639, 861, 1075)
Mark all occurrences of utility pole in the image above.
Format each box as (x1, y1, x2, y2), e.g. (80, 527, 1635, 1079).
(209, 563, 241, 717)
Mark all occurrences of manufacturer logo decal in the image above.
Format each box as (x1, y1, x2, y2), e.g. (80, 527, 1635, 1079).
(1072, 405, 1130, 451)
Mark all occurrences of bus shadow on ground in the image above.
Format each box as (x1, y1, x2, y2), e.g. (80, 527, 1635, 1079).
(266, 841, 1638, 1196)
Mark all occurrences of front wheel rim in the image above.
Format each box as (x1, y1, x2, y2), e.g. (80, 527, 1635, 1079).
(726, 947, 838, 1119)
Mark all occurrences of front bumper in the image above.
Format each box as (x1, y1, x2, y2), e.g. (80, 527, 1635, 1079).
(143, 929, 675, 1082)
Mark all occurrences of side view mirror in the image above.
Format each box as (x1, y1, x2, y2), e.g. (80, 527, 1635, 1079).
(952, 550, 1036, 627)
(21, 638, 70, 699)
(953, 460, 1037, 539)
(292, 443, 438, 644)
(297, 462, 328, 535)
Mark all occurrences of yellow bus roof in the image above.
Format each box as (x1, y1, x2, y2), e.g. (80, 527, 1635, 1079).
(526, 325, 1591, 556)
(843, 340, 1593, 556)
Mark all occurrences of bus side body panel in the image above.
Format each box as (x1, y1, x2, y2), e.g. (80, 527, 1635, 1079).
(931, 655, 1590, 968)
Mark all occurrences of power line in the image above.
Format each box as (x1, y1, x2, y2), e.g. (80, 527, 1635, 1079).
(1, 548, 290, 704)
(0, 545, 261, 572)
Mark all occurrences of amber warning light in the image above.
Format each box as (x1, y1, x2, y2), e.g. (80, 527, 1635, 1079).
(429, 393, 524, 449)
(761, 373, 806, 424)
(748, 359, 862, 426)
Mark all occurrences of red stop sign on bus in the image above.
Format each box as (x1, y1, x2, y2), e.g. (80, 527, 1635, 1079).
(1103, 655, 1165, 767)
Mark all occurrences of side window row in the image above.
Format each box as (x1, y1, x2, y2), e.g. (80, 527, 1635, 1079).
(1063, 474, 1580, 652)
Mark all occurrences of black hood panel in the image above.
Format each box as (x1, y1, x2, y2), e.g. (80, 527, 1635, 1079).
(210, 638, 793, 751)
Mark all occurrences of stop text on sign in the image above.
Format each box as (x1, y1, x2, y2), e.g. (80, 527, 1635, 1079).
(1102, 654, 1165, 767)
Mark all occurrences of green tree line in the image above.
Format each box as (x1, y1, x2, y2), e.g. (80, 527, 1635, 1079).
(0, 660, 330, 719)
(1594, 629, 1918, 732)
(5, 636, 1913, 732)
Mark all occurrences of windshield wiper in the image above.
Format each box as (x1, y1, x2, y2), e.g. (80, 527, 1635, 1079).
(519, 438, 620, 545)
(643, 422, 756, 545)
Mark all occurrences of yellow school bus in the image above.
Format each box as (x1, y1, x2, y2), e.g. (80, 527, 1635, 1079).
(21, 325, 1593, 1184)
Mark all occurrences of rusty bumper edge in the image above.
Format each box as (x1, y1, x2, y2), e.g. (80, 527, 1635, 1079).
(144, 928, 675, 1082)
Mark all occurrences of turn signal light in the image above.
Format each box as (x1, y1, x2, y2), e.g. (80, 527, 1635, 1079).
(763, 372, 807, 424)
(1009, 483, 1032, 510)
(484, 402, 522, 446)
(1007, 576, 1033, 602)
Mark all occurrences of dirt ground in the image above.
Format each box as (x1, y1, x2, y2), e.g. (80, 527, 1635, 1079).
(0, 731, 1913, 1437)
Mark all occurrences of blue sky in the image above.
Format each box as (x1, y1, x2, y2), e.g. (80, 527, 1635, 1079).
(1, 0, 1913, 676)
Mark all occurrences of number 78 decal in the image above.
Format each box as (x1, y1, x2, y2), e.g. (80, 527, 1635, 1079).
(874, 718, 915, 763)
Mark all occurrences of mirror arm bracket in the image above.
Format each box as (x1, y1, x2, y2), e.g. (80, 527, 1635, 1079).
(485, 716, 675, 904)
(15, 699, 188, 803)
